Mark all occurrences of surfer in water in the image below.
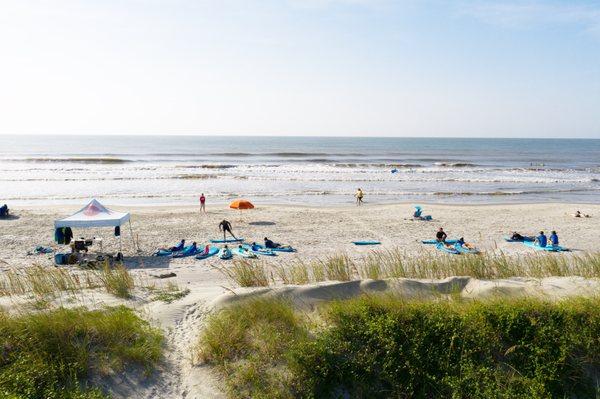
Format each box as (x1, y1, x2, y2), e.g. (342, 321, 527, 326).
(355, 188, 364, 206)
(219, 219, 237, 241)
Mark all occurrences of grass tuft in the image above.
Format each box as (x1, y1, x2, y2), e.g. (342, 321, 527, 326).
(218, 259, 270, 287)
(0, 306, 163, 398)
(97, 264, 135, 298)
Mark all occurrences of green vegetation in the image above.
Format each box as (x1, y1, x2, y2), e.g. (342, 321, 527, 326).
(97, 264, 135, 298)
(0, 306, 163, 399)
(151, 282, 190, 303)
(196, 299, 307, 398)
(198, 296, 600, 398)
(218, 259, 271, 287)
(0, 264, 138, 299)
(223, 250, 600, 287)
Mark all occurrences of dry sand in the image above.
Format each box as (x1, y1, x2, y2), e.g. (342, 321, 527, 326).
(1, 202, 600, 398)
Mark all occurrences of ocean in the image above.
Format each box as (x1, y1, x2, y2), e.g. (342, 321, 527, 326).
(0, 135, 599, 206)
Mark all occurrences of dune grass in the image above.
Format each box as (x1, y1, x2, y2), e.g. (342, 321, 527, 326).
(0, 263, 138, 299)
(217, 259, 271, 287)
(197, 296, 600, 399)
(0, 306, 163, 399)
(151, 281, 191, 303)
(97, 264, 135, 298)
(222, 250, 600, 287)
(195, 298, 307, 399)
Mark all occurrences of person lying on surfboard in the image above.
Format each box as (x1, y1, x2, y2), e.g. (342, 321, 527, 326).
(157, 239, 185, 253)
(264, 237, 293, 250)
(456, 238, 476, 250)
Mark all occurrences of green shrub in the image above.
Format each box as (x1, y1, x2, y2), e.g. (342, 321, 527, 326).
(197, 298, 307, 398)
(198, 296, 600, 399)
(293, 297, 600, 398)
(0, 306, 163, 398)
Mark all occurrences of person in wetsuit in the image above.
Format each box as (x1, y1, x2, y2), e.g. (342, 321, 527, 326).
(511, 232, 524, 241)
(219, 219, 237, 241)
(170, 239, 185, 252)
(264, 237, 280, 249)
(436, 228, 447, 243)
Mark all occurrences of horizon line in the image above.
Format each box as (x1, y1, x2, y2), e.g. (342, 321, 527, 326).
(0, 133, 599, 140)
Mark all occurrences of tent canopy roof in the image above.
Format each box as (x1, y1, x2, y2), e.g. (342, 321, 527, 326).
(54, 199, 130, 228)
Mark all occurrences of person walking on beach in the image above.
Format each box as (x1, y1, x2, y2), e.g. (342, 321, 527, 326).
(199, 193, 206, 213)
(436, 227, 447, 243)
(219, 219, 237, 241)
(355, 188, 364, 206)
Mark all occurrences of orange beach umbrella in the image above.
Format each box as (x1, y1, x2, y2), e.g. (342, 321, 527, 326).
(229, 199, 254, 221)
(229, 199, 254, 210)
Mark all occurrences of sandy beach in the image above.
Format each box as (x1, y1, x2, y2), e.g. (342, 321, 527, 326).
(2, 202, 599, 270)
(2, 202, 600, 398)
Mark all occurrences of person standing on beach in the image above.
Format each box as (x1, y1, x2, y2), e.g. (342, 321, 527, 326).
(355, 188, 364, 206)
(219, 219, 237, 241)
(199, 193, 206, 213)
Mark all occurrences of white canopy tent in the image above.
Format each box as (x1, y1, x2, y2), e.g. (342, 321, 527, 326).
(54, 199, 136, 254)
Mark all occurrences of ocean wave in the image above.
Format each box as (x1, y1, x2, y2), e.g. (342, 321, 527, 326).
(176, 164, 236, 169)
(433, 162, 477, 167)
(16, 157, 131, 164)
(175, 174, 219, 180)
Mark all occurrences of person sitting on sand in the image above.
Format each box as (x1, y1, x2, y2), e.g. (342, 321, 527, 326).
(550, 231, 559, 247)
(436, 228, 447, 243)
(221, 245, 232, 258)
(219, 219, 237, 241)
(536, 231, 547, 247)
(413, 206, 432, 221)
(574, 210, 591, 218)
(0, 204, 9, 217)
(414, 207, 423, 219)
(355, 188, 364, 206)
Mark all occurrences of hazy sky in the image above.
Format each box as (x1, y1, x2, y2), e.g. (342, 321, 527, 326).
(0, 0, 599, 137)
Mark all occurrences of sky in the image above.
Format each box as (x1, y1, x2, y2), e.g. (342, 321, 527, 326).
(0, 0, 599, 138)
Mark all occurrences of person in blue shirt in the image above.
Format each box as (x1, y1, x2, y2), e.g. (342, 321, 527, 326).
(549, 231, 559, 247)
(536, 231, 547, 247)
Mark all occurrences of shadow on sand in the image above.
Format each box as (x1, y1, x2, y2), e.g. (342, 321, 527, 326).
(249, 221, 276, 226)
